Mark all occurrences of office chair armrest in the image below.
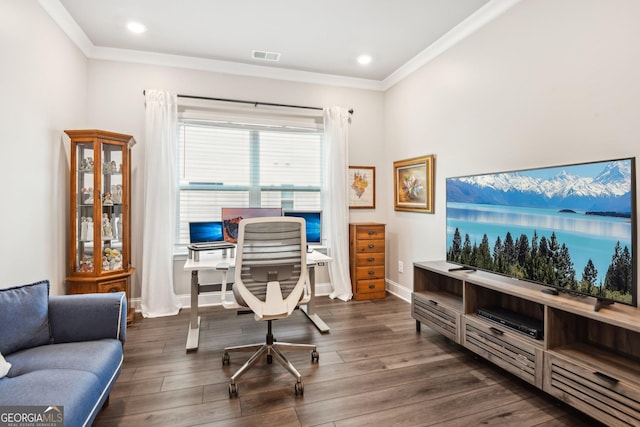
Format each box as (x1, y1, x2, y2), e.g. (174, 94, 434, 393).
(298, 279, 311, 305)
(299, 268, 311, 304)
(216, 262, 237, 309)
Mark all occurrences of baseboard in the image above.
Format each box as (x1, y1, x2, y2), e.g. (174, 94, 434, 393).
(131, 281, 334, 312)
(131, 280, 411, 312)
(385, 279, 411, 303)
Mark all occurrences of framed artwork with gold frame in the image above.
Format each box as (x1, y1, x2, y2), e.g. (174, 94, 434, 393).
(393, 155, 435, 213)
(348, 165, 375, 209)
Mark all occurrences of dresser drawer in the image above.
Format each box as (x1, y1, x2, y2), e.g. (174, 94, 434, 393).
(355, 265, 385, 280)
(98, 278, 127, 293)
(356, 279, 385, 295)
(354, 225, 385, 240)
(355, 239, 384, 253)
(355, 253, 385, 266)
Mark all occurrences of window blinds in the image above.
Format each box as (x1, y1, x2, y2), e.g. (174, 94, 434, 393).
(176, 109, 324, 247)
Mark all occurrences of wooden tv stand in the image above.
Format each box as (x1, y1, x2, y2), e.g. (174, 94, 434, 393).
(412, 260, 640, 426)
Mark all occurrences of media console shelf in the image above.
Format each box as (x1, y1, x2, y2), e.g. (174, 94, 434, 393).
(413, 260, 640, 426)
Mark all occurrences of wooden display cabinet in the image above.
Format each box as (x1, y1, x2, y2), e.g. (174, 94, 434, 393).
(65, 130, 136, 323)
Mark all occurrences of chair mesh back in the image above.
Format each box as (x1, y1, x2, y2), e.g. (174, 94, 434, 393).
(237, 219, 304, 302)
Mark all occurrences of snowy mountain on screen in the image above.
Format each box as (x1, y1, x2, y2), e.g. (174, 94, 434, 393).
(447, 160, 632, 213)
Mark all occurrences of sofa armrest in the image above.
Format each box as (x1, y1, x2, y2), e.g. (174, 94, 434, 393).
(49, 292, 126, 344)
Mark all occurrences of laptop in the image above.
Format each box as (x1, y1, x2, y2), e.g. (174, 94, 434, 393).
(188, 221, 233, 249)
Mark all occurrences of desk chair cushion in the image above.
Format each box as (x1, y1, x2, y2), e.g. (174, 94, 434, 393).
(232, 264, 297, 302)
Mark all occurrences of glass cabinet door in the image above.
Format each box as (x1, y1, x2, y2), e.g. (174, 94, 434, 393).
(100, 141, 124, 273)
(76, 142, 96, 273)
(74, 139, 127, 274)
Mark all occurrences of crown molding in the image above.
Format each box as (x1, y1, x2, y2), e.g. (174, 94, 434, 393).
(91, 46, 386, 91)
(37, 0, 384, 90)
(39, 0, 520, 92)
(382, 0, 522, 90)
(38, 0, 94, 56)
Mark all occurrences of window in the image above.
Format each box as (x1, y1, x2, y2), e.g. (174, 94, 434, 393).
(176, 116, 324, 248)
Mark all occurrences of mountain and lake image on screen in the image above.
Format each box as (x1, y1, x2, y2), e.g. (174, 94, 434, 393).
(446, 158, 636, 306)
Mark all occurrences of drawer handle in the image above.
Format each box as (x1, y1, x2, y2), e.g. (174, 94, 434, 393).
(489, 327, 504, 336)
(368, 284, 376, 289)
(594, 371, 619, 384)
(368, 244, 375, 249)
(428, 300, 438, 306)
(367, 230, 375, 235)
(368, 270, 375, 275)
(367, 257, 375, 262)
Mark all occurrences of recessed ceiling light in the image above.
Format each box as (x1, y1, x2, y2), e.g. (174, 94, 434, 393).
(357, 54, 372, 65)
(126, 21, 147, 34)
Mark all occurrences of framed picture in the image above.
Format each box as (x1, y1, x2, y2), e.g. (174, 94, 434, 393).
(348, 166, 376, 209)
(394, 155, 435, 213)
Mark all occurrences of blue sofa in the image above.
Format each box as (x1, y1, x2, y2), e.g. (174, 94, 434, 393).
(0, 281, 126, 427)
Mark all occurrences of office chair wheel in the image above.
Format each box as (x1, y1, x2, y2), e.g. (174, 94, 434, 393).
(267, 354, 273, 364)
(229, 383, 238, 398)
(222, 352, 230, 365)
(311, 350, 319, 363)
(294, 381, 304, 396)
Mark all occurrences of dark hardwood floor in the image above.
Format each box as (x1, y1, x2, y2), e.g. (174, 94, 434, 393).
(94, 294, 601, 426)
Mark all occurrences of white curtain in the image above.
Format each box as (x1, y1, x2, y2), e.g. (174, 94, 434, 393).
(323, 107, 353, 301)
(141, 90, 182, 317)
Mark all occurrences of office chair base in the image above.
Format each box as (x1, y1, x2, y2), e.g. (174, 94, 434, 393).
(223, 322, 318, 397)
(228, 376, 303, 398)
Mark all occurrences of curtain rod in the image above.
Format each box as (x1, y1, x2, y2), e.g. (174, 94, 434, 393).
(143, 91, 353, 115)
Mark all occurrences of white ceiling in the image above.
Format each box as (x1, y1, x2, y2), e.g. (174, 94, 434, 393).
(40, 0, 519, 90)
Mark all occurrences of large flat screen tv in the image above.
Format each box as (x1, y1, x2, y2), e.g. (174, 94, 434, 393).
(446, 157, 636, 308)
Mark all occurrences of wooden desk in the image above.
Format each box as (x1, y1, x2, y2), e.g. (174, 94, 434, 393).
(183, 250, 331, 351)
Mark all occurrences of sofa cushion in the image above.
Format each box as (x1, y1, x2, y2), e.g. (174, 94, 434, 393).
(5, 340, 123, 390)
(0, 352, 10, 378)
(0, 280, 52, 355)
(0, 369, 104, 427)
(49, 293, 127, 344)
(1, 341, 123, 427)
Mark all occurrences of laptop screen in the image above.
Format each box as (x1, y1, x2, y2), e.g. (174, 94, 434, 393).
(189, 221, 224, 243)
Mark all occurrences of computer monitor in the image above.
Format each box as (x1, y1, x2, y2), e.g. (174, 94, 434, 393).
(283, 210, 322, 244)
(221, 207, 283, 243)
(188, 221, 224, 243)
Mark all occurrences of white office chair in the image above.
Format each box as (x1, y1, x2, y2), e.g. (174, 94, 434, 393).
(220, 216, 319, 398)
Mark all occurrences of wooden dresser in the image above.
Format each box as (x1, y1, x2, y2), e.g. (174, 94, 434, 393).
(349, 222, 386, 300)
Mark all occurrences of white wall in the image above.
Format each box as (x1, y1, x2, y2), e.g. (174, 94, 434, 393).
(8, 0, 639, 306)
(0, 0, 87, 293)
(384, 0, 640, 300)
(83, 60, 386, 300)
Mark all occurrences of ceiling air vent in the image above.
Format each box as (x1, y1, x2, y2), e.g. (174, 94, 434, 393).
(252, 50, 281, 62)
